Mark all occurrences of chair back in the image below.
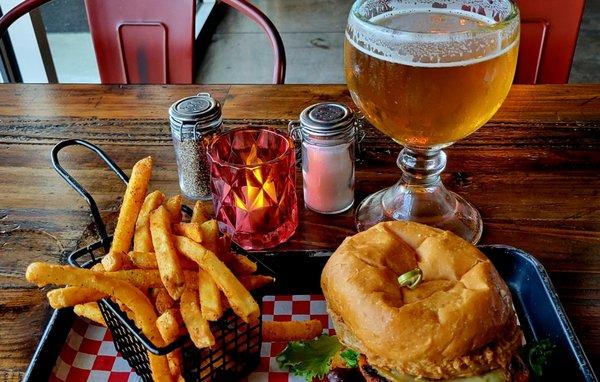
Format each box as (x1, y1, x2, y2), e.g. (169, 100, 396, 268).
(516, 0, 585, 84)
(83, 0, 194, 84)
(0, 0, 286, 84)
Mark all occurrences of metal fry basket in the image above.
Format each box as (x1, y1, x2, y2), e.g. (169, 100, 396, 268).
(51, 139, 262, 382)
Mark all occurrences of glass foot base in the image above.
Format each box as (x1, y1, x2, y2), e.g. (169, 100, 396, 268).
(355, 183, 483, 244)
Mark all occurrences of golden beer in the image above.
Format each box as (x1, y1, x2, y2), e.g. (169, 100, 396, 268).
(345, 11, 519, 146)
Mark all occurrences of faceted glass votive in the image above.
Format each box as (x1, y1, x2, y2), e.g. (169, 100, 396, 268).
(207, 127, 298, 250)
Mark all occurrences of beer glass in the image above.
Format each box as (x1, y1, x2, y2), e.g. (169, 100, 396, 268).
(346, 0, 519, 243)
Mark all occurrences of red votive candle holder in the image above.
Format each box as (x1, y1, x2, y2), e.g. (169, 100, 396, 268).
(207, 127, 298, 250)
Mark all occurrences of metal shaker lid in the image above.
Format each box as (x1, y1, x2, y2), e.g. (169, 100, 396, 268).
(169, 92, 222, 134)
(299, 102, 354, 137)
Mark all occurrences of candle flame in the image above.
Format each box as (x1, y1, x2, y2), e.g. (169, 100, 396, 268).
(233, 142, 278, 211)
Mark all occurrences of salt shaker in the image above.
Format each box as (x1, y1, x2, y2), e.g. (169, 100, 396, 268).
(289, 102, 356, 214)
(169, 93, 222, 200)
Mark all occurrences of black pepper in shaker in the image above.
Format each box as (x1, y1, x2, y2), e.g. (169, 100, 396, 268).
(169, 92, 222, 200)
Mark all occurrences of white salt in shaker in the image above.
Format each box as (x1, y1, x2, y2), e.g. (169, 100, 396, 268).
(169, 93, 222, 200)
(289, 103, 356, 214)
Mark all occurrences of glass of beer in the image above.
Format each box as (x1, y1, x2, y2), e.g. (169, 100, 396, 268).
(346, 0, 519, 243)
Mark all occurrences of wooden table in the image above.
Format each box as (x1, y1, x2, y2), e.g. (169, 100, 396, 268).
(0, 84, 598, 380)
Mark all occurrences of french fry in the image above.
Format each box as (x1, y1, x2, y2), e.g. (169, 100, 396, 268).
(180, 282, 215, 348)
(113, 298, 137, 323)
(102, 156, 153, 271)
(73, 302, 106, 326)
(173, 222, 204, 243)
(173, 236, 259, 323)
(26, 262, 173, 381)
(108, 269, 198, 289)
(156, 308, 184, 344)
(262, 320, 323, 342)
(164, 195, 183, 224)
(101, 250, 134, 272)
(191, 201, 211, 224)
(198, 268, 223, 321)
(239, 275, 275, 291)
(47, 286, 106, 309)
(217, 234, 257, 275)
(230, 254, 258, 275)
(167, 350, 184, 381)
(150, 206, 185, 300)
(129, 250, 198, 271)
(154, 288, 176, 314)
(107, 269, 163, 289)
(134, 190, 166, 252)
(91, 263, 105, 272)
(199, 219, 219, 252)
(129, 251, 160, 269)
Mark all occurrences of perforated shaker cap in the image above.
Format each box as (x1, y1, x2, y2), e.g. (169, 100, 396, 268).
(169, 92, 222, 135)
(299, 102, 354, 138)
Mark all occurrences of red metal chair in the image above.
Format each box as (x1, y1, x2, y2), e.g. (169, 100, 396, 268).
(0, 0, 286, 84)
(515, 0, 585, 84)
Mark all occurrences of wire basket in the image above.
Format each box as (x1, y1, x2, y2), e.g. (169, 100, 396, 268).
(52, 139, 262, 382)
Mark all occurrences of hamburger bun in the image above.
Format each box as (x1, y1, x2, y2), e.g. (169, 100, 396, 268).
(321, 221, 523, 379)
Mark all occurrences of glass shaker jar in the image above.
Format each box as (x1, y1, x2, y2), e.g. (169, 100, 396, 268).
(169, 92, 222, 200)
(289, 102, 356, 214)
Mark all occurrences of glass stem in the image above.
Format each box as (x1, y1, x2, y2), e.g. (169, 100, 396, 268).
(397, 146, 446, 187)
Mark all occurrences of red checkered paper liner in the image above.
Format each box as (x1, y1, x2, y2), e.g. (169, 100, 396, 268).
(51, 295, 335, 382)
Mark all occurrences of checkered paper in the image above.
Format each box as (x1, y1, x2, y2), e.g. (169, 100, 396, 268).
(50, 295, 334, 382)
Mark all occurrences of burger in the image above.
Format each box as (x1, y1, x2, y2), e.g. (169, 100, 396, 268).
(321, 221, 529, 381)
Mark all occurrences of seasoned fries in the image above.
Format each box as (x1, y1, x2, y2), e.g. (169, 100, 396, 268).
(198, 268, 223, 321)
(216, 234, 257, 275)
(150, 206, 185, 300)
(154, 288, 176, 314)
(129, 250, 198, 271)
(25, 155, 278, 382)
(102, 157, 153, 271)
(129, 250, 160, 269)
(47, 286, 106, 309)
(91, 263, 105, 272)
(262, 320, 323, 342)
(105, 269, 198, 289)
(26, 262, 173, 381)
(107, 269, 164, 289)
(73, 303, 106, 326)
(181, 282, 215, 348)
(101, 250, 133, 272)
(239, 275, 275, 291)
(165, 195, 183, 223)
(157, 308, 184, 345)
(230, 254, 258, 275)
(134, 190, 166, 252)
(199, 219, 219, 252)
(191, 201, 211, 224)
(173, 222, 204, 243)
(173, 235, 260, 323)
(167, 350, 184, 380)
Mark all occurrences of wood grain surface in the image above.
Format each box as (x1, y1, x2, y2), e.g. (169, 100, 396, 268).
(0, 84, 598, 380)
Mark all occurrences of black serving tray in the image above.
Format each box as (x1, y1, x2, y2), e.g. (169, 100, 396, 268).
(23, 245, 597, 382)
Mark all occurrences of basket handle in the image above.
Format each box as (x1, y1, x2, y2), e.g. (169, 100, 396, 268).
(51, 139, 129, 252)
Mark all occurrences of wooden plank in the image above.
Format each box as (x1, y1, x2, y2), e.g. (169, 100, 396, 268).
(0, 288, 49, 375)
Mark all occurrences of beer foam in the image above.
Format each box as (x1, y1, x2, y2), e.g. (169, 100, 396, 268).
(346, 4, 519, 68)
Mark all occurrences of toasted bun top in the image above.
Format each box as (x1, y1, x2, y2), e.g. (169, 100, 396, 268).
(321, 222, 516, 370)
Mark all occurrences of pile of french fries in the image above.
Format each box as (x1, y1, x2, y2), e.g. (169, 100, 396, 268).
(25, 156, 278, 382)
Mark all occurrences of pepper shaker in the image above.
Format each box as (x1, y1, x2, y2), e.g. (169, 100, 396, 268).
(289, 102, 356, 214)
(169, 93, 222, 200)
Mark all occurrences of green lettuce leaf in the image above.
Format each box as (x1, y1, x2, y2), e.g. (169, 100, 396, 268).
(526, 339, 555, 377)
(276, 334, 341, 381)
(340, 348, 360, 368)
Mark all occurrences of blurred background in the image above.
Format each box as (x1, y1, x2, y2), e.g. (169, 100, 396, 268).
(6, 0, 600, 83)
